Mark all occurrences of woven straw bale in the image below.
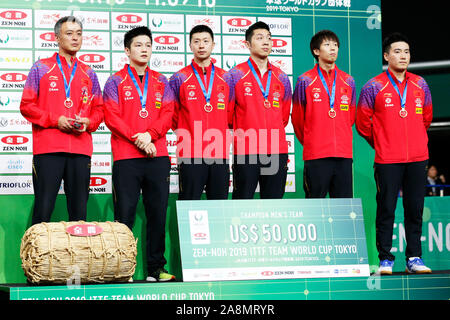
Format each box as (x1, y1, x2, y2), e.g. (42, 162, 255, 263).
(20, 221, 137, 284)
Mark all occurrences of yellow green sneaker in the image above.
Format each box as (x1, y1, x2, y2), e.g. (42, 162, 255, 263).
(146, 268, 175, 282)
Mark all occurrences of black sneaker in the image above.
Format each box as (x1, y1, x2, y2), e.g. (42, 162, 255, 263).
(146, 268, 175, 282)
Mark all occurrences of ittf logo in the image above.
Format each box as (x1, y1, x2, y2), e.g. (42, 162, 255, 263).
(227, 18, 252, 27)
(0, 10, 27, 20)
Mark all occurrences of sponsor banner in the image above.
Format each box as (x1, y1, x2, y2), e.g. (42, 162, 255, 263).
(0, 50, 32, 69)
(222, 16, 256, 34)
(222, 55, 249, 71)
(81, 31, 110, 51)
(34, 30, 58, 49)
(153, 33, 185, 53)
(0, 29, 32, 48)
(170, 173, 179, 194)
(150, 54, 185, 73)
(77, 51, 110, 72)
(74, 11, 110, 30)
(186, 15, 221, 34)
(222, 35, 248, 55)
(0, 112, 31, 131)
(33, 10, 70, 29)
(0, 91, 22, 111)
(0, 154, 31, 174)
(33, 50, 53, 62)
(286, 134, 295, 154)
(257, 17, 292, 36)
(148, 13, 184, 33)
(111, 12, 147, 31)
(287, 154, 295, 173)
(271, 37, 292, 55)
(0, 70, 28, 90)
(176, 198, 369, 281)
(91, 154, 112, 174)
(285, 173, 295, 193)
(0, 175, 33, 194)
(0, 133, 32, 153)
(89, 175, 112, 194)
(166, 132, 177, 154)
(183, 264, 368, 281)
(92, 133, 111, 153)
(111, 52, 129, 72)
(0, 8, 32, 28)
(270, 56, 293, 75)
(111, 32, 126, 51)
(95, 122, 111, 134)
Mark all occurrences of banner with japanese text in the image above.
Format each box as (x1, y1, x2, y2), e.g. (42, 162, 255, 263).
(177, 198, 370, 281)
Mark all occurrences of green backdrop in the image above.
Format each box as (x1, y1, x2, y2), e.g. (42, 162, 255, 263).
(0, 0, 407, 283)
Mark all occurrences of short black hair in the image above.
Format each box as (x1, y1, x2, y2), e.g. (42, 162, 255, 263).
(310, 30, 340, 61)
(190, 24, 214, 42)
(54, 16, 83, 36)
(382, 32, 410, 54)
(124, 26, 153, 49)
(245, 21, 271, 42)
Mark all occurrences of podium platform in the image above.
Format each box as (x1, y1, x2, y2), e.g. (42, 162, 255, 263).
(1, 271, 449, 300)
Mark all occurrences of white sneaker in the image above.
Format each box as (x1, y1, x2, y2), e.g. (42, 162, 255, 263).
(406, 257, 432, 274)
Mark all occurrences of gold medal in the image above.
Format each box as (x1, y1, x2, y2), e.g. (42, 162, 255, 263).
(399, 108, 408, 118)
(64, 97, 73, 108)
(264, 99, 271, 109)
(139, 109, 149, 118)
(204, 103, 213, 113)
(328, 109, 336, 118)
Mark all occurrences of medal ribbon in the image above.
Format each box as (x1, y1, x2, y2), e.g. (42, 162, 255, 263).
(56, 53, 78, 100)
(127, 65, 149, 111)
(317, 65, 337, 111)
(247, 59, 272, 100)
(191, 63, 215, 105)
(386, 70, 408, 109)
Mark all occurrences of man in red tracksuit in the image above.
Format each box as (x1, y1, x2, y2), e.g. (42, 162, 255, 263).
(224, 21, 292, 199)
(170, 25, 232, 200)
(357, 33, 433, 275)
(292, 30, 356, 198)
(20, 16, 104, 225)
(103, 26, 175, 282)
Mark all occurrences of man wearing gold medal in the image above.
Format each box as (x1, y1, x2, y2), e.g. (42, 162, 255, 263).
(20, 16, 104, 224)
(170, 25, 232, 200)
(224, 21, 292, 199)
(292, 30, 356, 199)
(356, 33, 433, 275)
(103, 26, 175, 282)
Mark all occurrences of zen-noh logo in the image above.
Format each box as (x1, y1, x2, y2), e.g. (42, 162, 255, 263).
(154, 35, 180, 45)
(227, 18, 252, 27)
(1, 135, 29, 145)
(272, 38, 288, 48)
(116, 14, 142, 24)
(89, 177, 107, 187)
(0, 10, 27, 20)
(79, 53, 106, 63)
